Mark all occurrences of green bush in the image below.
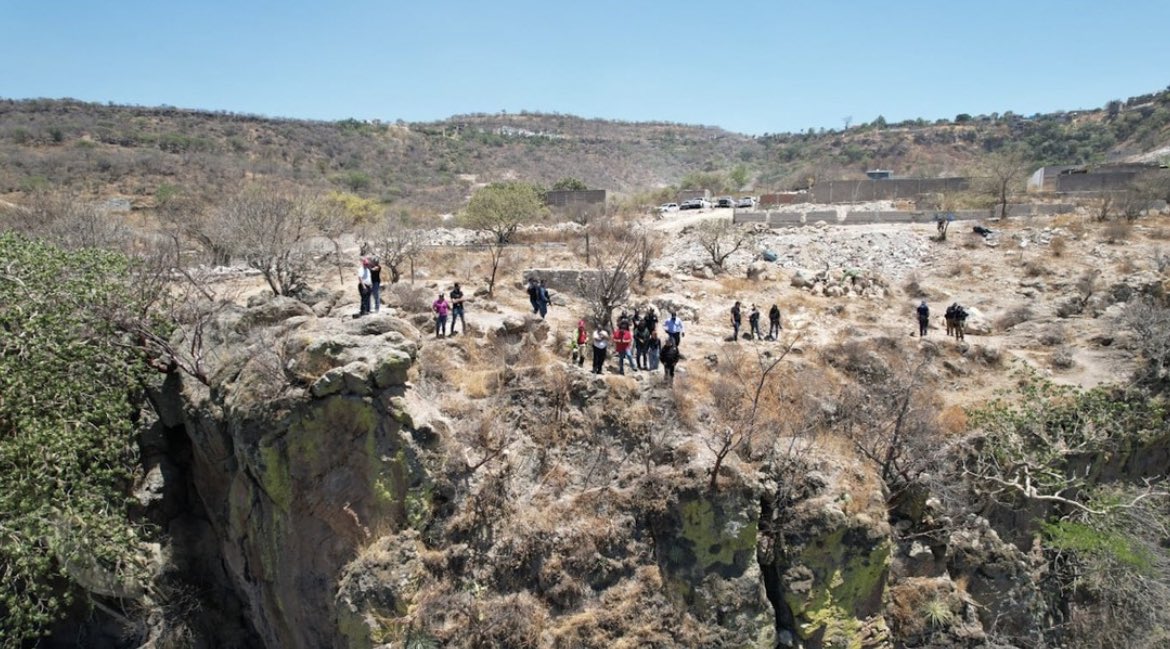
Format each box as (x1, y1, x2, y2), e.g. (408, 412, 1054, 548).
(0, 234, 154, 647)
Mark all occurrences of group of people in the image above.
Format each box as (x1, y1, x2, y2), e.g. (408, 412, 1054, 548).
(729, 301, 783, 341)
(574, 308, 685, 383)
(431, 283, 467, 337)
(916, 300, 969, 340)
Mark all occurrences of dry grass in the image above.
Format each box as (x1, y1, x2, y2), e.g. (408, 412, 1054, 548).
(716, 275, 755, 294)
(1102, 219, 1133, 243)
(1049, 235, 1067, 257)
(997, 305, 1033, 331)
(938, 405, 968, 435)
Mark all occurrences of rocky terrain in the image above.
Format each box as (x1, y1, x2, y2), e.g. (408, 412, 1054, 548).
(70, 201, 1169, 649)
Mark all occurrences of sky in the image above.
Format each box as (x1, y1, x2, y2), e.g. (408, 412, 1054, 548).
(2, 1, 1168, 135)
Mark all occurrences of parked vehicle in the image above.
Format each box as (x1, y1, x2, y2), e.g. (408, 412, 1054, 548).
(658, 202, 679, 213)
(716, 197, 735, 208)
(679, 199, 699, 210)
(736, 197, 755, 208)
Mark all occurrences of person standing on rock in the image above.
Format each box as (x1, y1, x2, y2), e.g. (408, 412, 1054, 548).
(368, 256, 382, 313)
(449, 282, 466, 335)
(613, 321, 634, 375)
(573, 320, 588, 367)
(591, 327, 609, 374)
(537, 280, 551, 319)
(660, 335, 681, 384)
(357, 257, 373, 316)
(527, 277, 541, 314)
(634, 318, 652, 370)
(730, 301, 743, 341)
(768, 304, 782, 340)
(664, 312, 684, 348)
(432, 293, 450, 338)
(749, 304, 762, 340)
(917, 300, 930, 337)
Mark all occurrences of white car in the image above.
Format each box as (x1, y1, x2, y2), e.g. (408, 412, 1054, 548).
(736, 197, 755, 208)
(658, 202, 679, 213)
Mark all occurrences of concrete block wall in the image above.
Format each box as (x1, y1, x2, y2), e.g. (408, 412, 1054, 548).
(767, 212, 804, 228)
(734, 211, 767, 223)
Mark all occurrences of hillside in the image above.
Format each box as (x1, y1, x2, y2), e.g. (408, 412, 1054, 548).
(1, 88, 1169, 213)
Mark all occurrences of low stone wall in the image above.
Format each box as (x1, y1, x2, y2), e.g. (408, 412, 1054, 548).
(522, 268, 625, 297)
(733, 204, 1076, 227)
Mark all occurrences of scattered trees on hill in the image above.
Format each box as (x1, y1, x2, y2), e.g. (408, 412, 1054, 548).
(578, 239, 636, 330)
(0, 190, 128, 251)
(370, 213, 422, 284)
(461, 182, 545, 295)
(313, 191, 381, 283)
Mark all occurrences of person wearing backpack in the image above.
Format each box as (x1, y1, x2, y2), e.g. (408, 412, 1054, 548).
(537, 280, 551, 319)
(660, 336, 681, 384)
(768, 304, 782, 340)
(634, 320, 652, 370)
(730, 301, 743, 341)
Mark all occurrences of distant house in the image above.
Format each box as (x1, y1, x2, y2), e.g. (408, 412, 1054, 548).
(865, 169, 893, 180)
(1030, 163, 1164, 193)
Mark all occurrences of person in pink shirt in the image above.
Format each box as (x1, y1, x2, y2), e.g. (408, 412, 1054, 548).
(432, 293, 450, 338)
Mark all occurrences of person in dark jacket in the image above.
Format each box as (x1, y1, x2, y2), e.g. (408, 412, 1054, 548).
(449, 282, 466, 335)
(917, 300, 930, 337)
(748, 304, 762, 340)
(660, 336, 681, 384)
(634, 320, 651, 370)
(527, 278, 541, 314)
(730, 301, 742, 341)
(768, 304, 782, 340)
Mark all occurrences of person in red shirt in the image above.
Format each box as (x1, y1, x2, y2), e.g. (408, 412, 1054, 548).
(573, 320, 588, 367)
(612, 321, 634, 375)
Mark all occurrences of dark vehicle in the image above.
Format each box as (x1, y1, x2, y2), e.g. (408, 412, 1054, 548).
(679, 199, 701, 210)
(716, 197, 735, 208)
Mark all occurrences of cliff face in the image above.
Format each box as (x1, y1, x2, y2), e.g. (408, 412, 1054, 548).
(152, 298, 436, 648)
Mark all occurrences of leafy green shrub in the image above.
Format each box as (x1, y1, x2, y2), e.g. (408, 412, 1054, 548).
(0, 233, 154, 646)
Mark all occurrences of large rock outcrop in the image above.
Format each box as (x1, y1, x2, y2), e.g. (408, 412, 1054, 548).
(156, 303, 438, 649)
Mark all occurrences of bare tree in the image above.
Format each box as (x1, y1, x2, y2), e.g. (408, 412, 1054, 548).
(631, 228, 662, 286)
(706, 335, 803, 492)
(370, 212, 421, 284)
(156, 187, 233, 265)
(312, 191, 380, 284)
(695, 219, 748, 272)
(577, 239, 636, 330)
(223, 185, 316, 296)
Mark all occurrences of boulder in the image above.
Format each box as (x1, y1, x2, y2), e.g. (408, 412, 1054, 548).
(962, 307, 993, 335)
(747, 260, 776, 281)
(790, 268, 816, 289)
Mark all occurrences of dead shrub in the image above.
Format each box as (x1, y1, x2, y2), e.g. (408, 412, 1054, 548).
(938, 405, 969, 435)
(1103, 219, 1133, 243)
(1022, 260, 1049, 277)
(1038, 324, 1067, 347)
(1049, 235, 1067, 257)
(386, 283, 431, 313)
(1051, 346, 1076, 370)
(997, 305, 1033, 331)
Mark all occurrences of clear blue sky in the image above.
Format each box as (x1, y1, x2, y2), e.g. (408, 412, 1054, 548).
(2, 1, 1167, 135)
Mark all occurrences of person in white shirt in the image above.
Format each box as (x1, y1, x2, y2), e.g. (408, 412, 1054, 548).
(591, 327, 610, 374)
(664, 313, 685, 348)
(357, 257, 372, 316)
